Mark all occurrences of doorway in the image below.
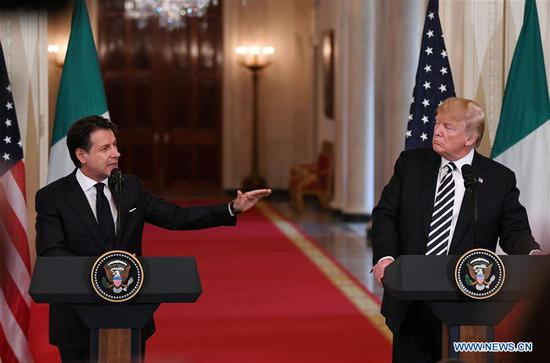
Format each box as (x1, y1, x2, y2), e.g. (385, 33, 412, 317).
(97, 1, 223, 195)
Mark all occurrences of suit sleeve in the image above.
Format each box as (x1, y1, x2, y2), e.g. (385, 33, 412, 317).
(138, 181, 237, 230)
(498, 172, 541, 254)
(371, 152, 404, 264)
(35, 188, 77, 257)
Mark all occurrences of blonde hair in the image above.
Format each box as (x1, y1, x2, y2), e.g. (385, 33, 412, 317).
(437, 97, 485, 147)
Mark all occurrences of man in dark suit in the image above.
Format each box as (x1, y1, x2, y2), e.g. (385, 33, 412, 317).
(371, 97, 541, 362)
(35, 115, 271, 362)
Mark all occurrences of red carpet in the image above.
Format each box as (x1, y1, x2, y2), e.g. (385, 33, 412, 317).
(29, 201, 391, 362)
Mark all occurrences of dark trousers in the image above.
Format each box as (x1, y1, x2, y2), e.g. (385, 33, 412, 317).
(392, 302, 442, 363)
(59, 341, 146, 363)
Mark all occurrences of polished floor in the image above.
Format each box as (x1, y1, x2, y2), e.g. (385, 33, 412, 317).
(268, 195, 384, 301)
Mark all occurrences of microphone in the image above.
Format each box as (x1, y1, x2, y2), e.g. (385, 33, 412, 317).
(461, 164, 477, 190)
(108, 168, 124, 242)
(108, 168, 124, 197)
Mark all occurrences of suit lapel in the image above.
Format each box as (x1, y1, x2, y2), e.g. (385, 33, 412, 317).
(419, 151, 441, 252)
(65, 171, 110, 250)
(449, 151, 486, 254)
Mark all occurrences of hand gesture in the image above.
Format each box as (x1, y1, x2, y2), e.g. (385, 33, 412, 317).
(233, 189, 272, 213)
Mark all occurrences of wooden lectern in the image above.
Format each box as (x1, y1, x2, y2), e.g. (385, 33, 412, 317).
(29, 256, 202, 363)
(383, 255, 548, 363)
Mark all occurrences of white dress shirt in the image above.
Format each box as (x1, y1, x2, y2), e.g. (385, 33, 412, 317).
(377, 149, 474, 264)
(76, 168, 118, 226)
(437, 148, 475, 250)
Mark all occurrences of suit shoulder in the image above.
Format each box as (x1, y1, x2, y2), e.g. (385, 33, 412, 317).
(398, 148, 437, 164)
(36, 173, 72, 197)
(401, 148, 435, 158)
(120, 174, 147, 195)
(122, 174, 142, 188)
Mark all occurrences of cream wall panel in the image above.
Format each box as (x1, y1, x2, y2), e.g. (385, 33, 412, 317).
(315, 0, 346, 210)
(341, 0, 375, 214)
(223, 0, 315, 190)
(440, 0, 503, 156)
(373, 0, 424, 207)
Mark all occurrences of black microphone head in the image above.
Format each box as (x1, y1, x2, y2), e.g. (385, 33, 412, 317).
(461, 164, 473, 177)
(110, 168, 121, 177)
(461, 164, 476, 189)
(108, 168, 124, 191)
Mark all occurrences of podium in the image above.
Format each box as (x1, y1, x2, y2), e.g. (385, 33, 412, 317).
(29, 256, 202, 363)
(383, 255, 548, 362)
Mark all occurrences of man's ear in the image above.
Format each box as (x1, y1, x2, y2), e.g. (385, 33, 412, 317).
(76, 148, 87, 165)
(465, 133, 477, 147)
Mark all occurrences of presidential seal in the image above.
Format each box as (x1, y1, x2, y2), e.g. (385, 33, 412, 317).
(454, 248, 505, 300)
(91, 250, 144, 302)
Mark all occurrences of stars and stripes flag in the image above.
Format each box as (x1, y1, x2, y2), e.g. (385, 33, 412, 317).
(0, 42, 34, 363)
(405, 0, 455, 150)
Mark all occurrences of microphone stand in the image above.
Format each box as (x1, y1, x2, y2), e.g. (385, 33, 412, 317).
(464, 176, 478, 246)
(115, 192, 121, 244)
(114, 183, 122, 246)
(109, 170, 124, 246)
(471, 186, 477, 246)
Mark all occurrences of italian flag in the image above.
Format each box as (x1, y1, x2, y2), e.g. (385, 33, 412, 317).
(47, 0, 109, 183)
(491, 0, 550, 252)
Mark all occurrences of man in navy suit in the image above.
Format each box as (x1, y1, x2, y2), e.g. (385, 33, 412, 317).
(35, 115, 271, 362)
(371, 98, 541, 362)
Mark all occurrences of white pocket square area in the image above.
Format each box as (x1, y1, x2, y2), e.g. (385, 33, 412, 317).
(129, 207, 137, 213)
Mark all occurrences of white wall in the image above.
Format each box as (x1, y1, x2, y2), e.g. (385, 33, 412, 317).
(223, 0, 315, 190)
(315, 0, 424, 214)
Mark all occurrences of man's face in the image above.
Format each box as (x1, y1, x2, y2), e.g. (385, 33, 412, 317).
(432, 112, 474, 161)
(77, 129, 120, 181)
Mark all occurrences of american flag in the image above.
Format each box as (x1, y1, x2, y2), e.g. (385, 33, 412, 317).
(0, 42, 34, 363)
(405, 0, 455, 150)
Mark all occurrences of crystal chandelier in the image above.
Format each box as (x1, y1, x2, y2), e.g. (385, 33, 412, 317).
(124, 0, 218, 30)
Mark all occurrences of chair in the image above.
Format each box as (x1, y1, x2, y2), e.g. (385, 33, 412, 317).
(289, 141, 334, 213)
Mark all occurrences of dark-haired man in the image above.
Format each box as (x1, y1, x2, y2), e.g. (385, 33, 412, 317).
(371, 98, 542, 362)
(35, 115, 271, 362)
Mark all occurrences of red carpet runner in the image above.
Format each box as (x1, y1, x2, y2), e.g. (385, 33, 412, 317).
(29, 201, 391, 362)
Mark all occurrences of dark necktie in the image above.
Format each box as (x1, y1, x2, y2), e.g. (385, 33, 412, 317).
(426, 162, 456, 255)
(95, 183, 116, 248)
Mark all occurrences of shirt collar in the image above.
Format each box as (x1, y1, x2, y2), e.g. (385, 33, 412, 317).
(440, 148, 475, 175)
(76, 168, 108, 192)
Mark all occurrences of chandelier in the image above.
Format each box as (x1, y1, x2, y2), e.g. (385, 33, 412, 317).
(124, 0, 218, 30)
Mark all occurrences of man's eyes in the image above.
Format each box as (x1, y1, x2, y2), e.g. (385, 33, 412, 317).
(444, 124, 456, 131)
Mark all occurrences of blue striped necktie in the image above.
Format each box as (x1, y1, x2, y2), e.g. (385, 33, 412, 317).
(426, 162, 456, 255)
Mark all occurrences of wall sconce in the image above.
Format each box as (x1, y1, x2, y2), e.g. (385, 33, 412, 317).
(48, 44, 66, 68)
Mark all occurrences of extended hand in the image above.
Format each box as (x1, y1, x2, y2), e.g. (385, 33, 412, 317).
(233, 189, 272, 213)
